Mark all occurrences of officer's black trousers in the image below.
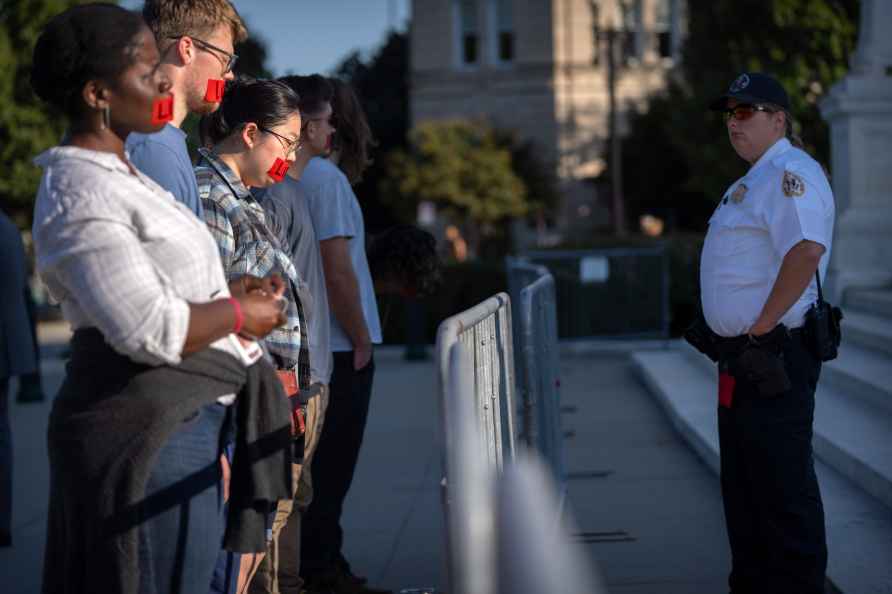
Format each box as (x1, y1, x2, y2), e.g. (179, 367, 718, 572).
(717, 334, 828, 594)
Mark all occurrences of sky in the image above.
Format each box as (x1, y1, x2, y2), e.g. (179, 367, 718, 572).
(120, 0, 411, 76)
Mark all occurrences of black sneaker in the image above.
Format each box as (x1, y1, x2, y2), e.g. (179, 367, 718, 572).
(336, 554, 367, 585)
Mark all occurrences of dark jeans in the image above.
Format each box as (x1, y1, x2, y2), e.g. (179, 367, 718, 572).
(210, 442, 239, 594)
(300, 353, 375, 578)
(718, 334, 827, 594)
(138, 402, 228, 594)
(0, 377, 10, 538)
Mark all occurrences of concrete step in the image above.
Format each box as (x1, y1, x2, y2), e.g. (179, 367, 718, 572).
(846, 289, 892, 319)
(824, 342, 892, 416)
(813, 382, 892, 510)
(632, 349, 892, 594)
(841, 310, 892, 358)
(682, 340, 892, 509)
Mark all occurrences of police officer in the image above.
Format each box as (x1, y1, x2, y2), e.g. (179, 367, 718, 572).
(701, 73, 834, 594)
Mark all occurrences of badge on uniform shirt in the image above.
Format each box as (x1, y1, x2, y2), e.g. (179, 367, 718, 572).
(782, 171, 805, 197)
(731, 183, 748, 203)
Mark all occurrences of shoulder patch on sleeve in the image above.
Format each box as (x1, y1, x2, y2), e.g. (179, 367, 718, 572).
(782, 171, 805, 198)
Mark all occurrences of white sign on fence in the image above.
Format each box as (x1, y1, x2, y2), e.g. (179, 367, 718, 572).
(579, 256, 609, 283)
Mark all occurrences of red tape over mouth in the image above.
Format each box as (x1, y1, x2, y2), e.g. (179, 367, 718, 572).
(204, 79, 225, 103)
(151, 94, 174, 125)
(267, 158, 290, 182)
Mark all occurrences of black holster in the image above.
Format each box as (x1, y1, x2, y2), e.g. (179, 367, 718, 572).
(726, 326, 792, 398)
(683, 312, 719, 362)
(685, 313, 792, 398)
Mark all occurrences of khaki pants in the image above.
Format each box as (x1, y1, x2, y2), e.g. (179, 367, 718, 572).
(249, 384, 328, 594)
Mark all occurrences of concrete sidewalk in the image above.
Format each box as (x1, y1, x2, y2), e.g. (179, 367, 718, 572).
(1, 335, 733, 593)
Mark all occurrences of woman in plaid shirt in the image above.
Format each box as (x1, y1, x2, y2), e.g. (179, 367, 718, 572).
(196, 78, 314, 594)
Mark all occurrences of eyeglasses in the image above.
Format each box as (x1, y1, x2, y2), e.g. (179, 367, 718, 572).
(724, 104, 774, 121)
(168, 35, 238, 74)
(260, 126, 300, 156)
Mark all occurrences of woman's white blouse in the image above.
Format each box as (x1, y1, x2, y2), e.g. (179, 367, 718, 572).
(32, 146, 243, 371)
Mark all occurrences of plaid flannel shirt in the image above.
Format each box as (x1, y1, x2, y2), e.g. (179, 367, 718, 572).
(196, 148, 310, 388)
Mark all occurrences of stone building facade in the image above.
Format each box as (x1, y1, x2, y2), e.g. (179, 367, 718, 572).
(410, 0, 686, 242)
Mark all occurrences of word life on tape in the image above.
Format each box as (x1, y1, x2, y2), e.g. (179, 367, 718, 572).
(151, 94, 174, 125)
(204, 79, 226, 103)
(267, 158, 290, 182)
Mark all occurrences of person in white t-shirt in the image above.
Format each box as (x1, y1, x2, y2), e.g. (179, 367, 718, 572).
(296, 78, 387, 594)
(699, 72, 833, 594)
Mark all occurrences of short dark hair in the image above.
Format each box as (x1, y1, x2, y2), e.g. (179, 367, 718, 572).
(277, 75, 333, 119)
(200, 77, 300, 146)
(368, 225, 441, 297)
(30, 3, 146, 118)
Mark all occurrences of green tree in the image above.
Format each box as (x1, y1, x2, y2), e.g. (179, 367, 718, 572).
(613, 0, 859, 232)
(0, 0, 98, 225)
(333, 31, 410, 233)
(233, 33, 272, 79)
(381, 120, 528, 255)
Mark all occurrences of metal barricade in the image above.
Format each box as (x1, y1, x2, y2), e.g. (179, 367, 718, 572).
(505, 258, 550, 444)
(440, 342, 497, 594)
(496, 454, 604, 594)
(518, 274, 565, 497)
(524, 247, 671, 338)
(436, 294, 518, 594)
(436, 293, 517, 471)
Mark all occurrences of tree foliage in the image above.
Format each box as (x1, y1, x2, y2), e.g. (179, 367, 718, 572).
(614, 0, 859, 232)
(382, 120, 528, 228)
(333, 31, 410, 233)
(0, 0, 97, 224)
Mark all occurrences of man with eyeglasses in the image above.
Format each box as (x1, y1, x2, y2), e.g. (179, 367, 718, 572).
(126, 0, 246, 218)
(694, 72, 834, 594)
(122, 3, 248, 594)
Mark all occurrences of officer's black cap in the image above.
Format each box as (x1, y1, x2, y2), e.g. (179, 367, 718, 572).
(709, 72, 791, 111)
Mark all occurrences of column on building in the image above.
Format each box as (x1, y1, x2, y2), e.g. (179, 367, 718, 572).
(819, 0, 892, 302)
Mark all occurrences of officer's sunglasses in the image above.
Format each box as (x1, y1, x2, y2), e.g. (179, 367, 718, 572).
(167, 36, 238, 74)
(724, 104, 775, 122)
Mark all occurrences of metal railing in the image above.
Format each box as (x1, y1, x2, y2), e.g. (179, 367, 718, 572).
(436, 295, 517, 594)
(440, 341, 497, 594)
(518, 274, 565, 496)
(496, 454, 604, 594)
(436, 293, 517, 472)
(436, 288, 605, 593)
(522, 247, 671, 338)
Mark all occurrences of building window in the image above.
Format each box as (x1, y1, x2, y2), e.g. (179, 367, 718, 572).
(654, 0, 676, 59)
(620, 0, 643, 64)
(491, 0, 514, 63)
(590, 1, 601, 66)
(456, 0, 479, 66)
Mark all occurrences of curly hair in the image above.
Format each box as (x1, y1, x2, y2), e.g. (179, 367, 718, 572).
(368, 225, 441, 297)
(30, 3, 146, 118)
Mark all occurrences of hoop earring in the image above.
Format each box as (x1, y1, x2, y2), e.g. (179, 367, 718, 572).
(101, 105, 111, 130)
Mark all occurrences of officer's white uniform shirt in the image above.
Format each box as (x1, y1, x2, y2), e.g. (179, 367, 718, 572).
(700, 138, 835, 337)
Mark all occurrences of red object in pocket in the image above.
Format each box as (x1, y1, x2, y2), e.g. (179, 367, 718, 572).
(267, 158, 290, 182)
(719, 372, 736, 408)
(150, 94, 174, 125)
(204, 79, 225, 103)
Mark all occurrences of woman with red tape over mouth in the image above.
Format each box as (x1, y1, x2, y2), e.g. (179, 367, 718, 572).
(195, 78, 314, 593)
(29, 5, 290, 594)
